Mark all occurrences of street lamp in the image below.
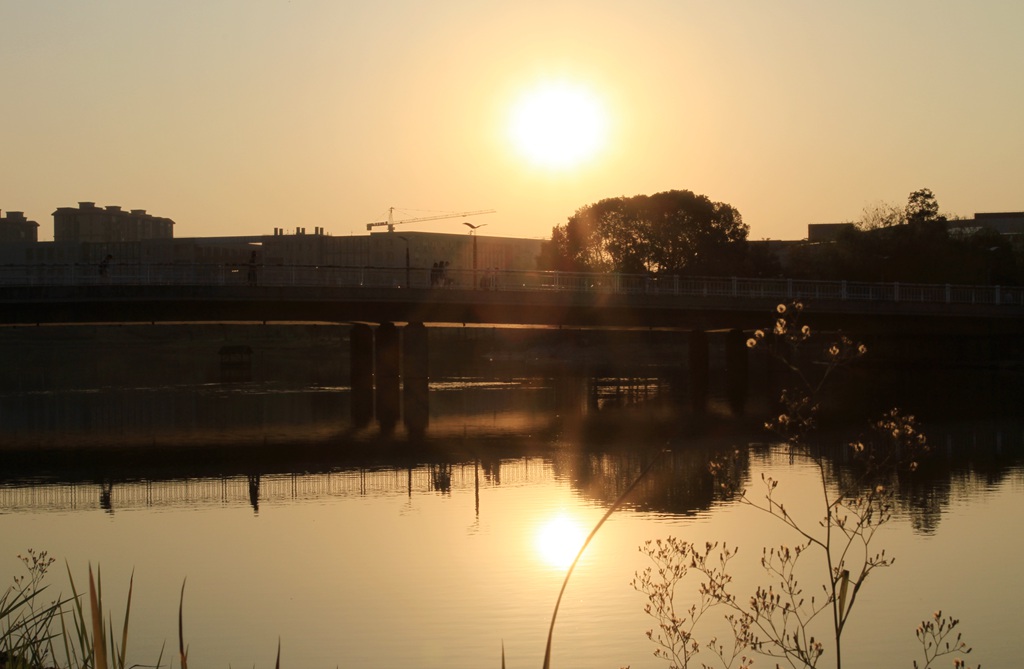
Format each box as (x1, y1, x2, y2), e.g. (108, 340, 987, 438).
(463, 222, 488, 289)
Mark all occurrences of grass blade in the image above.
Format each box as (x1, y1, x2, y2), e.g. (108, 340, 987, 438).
(155, 639, 166, 669)
(541, 449, 665, 669)
(178, 579, 188, 669)
(88, 565, 108, 669)
(64, 561, 92, 668)
(116, 570, 134, 669)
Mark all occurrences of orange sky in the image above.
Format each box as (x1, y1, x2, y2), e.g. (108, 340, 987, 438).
(3, 1, 1022, 242)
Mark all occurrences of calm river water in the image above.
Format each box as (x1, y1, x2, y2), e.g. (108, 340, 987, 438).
(0, 325, 1021, 668)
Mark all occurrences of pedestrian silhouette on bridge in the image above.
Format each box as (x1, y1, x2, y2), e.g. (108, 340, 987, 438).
(247, 251, 258, 286)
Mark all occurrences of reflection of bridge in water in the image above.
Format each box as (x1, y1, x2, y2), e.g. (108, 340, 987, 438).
(3, 418, 1021, 515)
(0, 458, 556, 513)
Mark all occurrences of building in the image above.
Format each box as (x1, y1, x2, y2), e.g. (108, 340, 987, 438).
(0, 210, 39, 243)
(807, 213, 1024, 242)
(0, 217, 546, 278)
(807, 222, 856, 243)
(53, 202, 174, 243)
(948, 212, 1024, 238)
(260, 228, 544, 274)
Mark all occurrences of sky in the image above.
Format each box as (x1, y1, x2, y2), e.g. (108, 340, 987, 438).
(3, 1, 1022, 242)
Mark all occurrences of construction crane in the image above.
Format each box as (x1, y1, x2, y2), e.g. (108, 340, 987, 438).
(366, 207, 495, 232)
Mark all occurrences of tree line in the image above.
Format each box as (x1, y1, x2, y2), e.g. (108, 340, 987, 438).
(540, 188, 1023, 286)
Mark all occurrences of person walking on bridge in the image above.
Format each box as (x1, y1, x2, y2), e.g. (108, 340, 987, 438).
(247, 251, 259, 286)
(99, 254, 112, 279)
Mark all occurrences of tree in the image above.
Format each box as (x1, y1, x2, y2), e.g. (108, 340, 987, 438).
(545, 190, 748, 275)
(786, 188, 985, 284)
(905, 188, 943, 226)
(857, 200, 905, 230)
(857, 189, 945, 230)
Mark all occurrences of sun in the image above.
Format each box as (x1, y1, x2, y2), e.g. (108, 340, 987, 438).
(508, 81, 609, 170)
(535, 513, 587, 569)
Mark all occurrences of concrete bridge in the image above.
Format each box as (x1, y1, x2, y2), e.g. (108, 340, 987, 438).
(4, 263, 1021, 432)
(2, 263, 1022, 334)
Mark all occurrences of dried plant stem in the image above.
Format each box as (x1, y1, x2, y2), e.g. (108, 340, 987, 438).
(542, 449, 665, 669)
(178, 579, 188, 669)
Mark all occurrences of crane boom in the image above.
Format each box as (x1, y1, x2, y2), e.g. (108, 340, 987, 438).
(366, 207, 495, 232)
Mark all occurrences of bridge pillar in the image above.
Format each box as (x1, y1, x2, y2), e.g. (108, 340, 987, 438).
(350, 323, 374, 427)
(725, 328, 749, 415)
(375, 322, 401, 430)
(688, 329, 709, 413)
(403, 322, 429, 436)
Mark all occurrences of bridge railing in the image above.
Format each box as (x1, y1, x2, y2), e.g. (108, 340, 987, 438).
(0, 263, 1020, 307)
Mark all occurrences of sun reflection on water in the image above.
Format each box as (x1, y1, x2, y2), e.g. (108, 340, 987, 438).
(534, 512, 587, 569)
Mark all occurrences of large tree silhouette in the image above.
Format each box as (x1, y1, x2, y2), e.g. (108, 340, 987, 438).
(905, 187, 943, 226)
(545, 190, 748, 275)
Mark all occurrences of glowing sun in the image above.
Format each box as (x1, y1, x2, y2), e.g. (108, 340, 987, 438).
(508, 82, 608, 170)
(535, 513, 587, 569)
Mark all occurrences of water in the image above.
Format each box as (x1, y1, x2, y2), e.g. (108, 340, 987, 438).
(1, 325, 1021, 668)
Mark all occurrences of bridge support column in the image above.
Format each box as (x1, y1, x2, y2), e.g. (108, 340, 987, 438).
(725, 328, 749, 415)
(350, 323, 374, 427)
(403, 322, 429, 436)
(375, 322, 401, 430)
(688, 329, 709, 413)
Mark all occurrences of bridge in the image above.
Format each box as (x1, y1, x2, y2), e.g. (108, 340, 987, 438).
(4, 263, 1021, 430)
(1, 263, 1022, 334)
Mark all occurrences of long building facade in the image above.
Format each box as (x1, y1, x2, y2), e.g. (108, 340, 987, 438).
(0, 203, 546, 274)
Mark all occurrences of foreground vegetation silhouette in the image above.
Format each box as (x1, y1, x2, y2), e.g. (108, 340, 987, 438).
(0, 551, 142, 669)
(628, 303, 978, 668)
(0, 552, 281, 669)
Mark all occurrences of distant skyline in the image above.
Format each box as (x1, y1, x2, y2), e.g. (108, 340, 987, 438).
(3, 1, 1022, 242)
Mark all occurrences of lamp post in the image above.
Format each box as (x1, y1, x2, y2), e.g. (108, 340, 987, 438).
(463, 222, 487, 289)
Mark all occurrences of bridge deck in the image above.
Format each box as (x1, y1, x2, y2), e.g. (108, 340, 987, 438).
(2, 265, 1022, 333)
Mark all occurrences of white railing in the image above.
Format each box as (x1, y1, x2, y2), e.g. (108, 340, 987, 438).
(0, 263, 1019, 307)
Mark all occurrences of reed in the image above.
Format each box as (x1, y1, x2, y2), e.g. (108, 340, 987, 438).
(2, 556, 159, 669)
(540, 450, 665, 669)
(178, 580, 188, 669)
(1, 550, 63, 668)
(83, 565, 134, 669)
(1, 559, 284, 669)
(58, 561, 91, 669)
